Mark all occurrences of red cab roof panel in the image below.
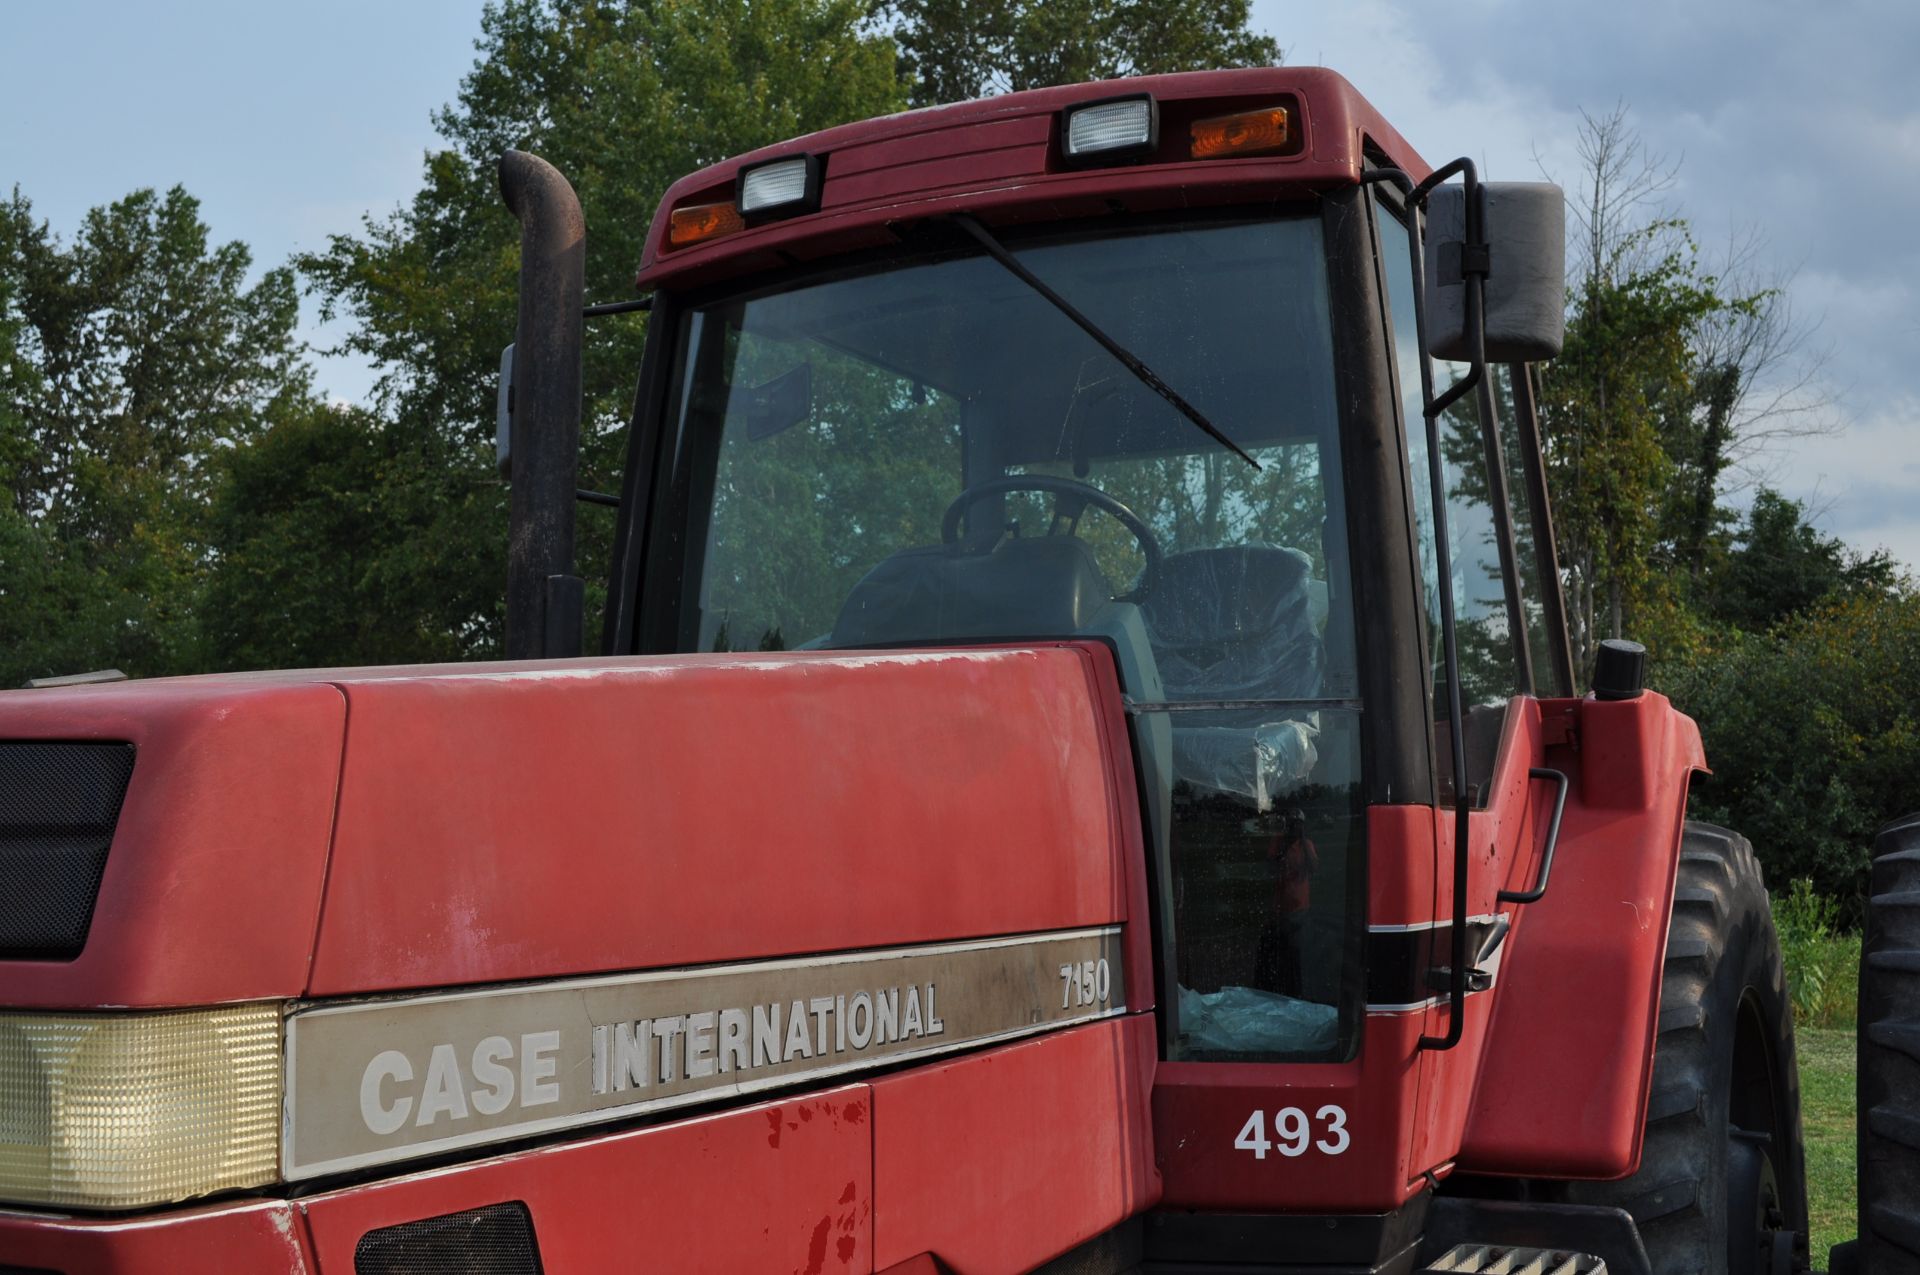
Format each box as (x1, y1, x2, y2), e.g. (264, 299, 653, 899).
(638, 67, 1432, 292)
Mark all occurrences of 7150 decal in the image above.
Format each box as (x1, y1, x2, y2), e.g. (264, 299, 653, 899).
(1233, 1105, 1350, 1158)
(1059, 958, 1112, 1008)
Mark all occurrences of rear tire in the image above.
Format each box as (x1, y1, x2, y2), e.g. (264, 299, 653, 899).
(1860, 814, 1920, 1273)
(1565, 823, 1809, 1275)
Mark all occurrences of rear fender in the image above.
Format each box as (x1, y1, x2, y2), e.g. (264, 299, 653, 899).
(1453, 692, 1706, 1177)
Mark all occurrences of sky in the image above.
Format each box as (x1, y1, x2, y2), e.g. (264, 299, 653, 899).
(1255, 0, 1920, 570)
(4, 0, 1916, 568)
(0, 0, 487, 401)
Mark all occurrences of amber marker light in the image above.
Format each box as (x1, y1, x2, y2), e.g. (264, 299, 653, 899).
(1190, 106, 1293, 160)
(667, 200, 746, 250)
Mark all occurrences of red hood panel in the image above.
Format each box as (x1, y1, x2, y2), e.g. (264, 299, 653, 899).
(307, 644, 1139, 995)
(0, 646, 1142, 1007)
(0, 680, 345, 1009)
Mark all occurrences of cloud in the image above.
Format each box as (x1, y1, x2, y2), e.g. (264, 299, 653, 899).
(1761, 393, 1920, 564)
(1252, 0, 1920, 570)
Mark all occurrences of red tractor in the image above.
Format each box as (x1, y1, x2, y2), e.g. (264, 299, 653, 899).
(0, 67, 1867, 1273)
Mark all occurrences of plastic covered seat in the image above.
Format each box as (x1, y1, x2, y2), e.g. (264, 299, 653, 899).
(1140, 545, 1325, 805)
(1140, 544, 1323, 702)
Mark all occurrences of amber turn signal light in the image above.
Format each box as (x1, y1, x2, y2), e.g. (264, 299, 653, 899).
(1190, 106, 1292, 160)
(667, 200, 746, 250)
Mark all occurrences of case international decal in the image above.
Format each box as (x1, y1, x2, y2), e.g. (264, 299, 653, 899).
(283, 926, 1126, 1176)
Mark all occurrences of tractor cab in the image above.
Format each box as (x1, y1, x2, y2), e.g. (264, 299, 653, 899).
(545, 69, 1570, 1084)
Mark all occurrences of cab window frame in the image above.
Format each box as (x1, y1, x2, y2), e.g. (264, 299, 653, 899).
(1367, 184, 1539, 806)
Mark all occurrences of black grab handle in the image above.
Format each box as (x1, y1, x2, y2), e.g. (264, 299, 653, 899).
(1499, 767, 1570, 904)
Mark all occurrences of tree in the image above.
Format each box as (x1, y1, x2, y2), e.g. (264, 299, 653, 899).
(0, 185, 309, 685)
(1534, 106, 1844, 680)
(1667, 587, 1920, 918)
(886, 0, 1281, 107)
(1535, 109, 1738, 678)
(201, 401, 509, 670)
(1658, 239, 1835, 591)
(300, 0, 910, 658)
(1538, 233, 1721, 676)
(1703, 487, 1898, 632)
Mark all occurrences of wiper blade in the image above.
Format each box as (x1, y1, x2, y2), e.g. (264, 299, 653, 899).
(948, 214, 1260, 471)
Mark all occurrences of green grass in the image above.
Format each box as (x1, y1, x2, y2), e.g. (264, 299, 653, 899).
(1777, 881, 1861, 1032)
(1798, 1025, 1856, 1265)
(1772, 881, 1860, 1262)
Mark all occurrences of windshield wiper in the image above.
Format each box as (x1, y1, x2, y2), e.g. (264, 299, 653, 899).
(947, 214, 1260, 471)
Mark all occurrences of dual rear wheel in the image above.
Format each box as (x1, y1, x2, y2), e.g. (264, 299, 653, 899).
(1857, 814, 1920, 1273)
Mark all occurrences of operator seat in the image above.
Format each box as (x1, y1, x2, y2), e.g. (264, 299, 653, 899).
(1142, 545, 1328, 1008)
(1139, 545, 1323, 702)
(1138, 545, 1325, 804)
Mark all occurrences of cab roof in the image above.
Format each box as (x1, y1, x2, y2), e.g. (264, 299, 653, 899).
(636, 67, 1432, 293)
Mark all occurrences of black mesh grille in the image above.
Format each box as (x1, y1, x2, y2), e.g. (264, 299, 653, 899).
(0, 741, 136, 959)
(355, 1202, 543, 1275)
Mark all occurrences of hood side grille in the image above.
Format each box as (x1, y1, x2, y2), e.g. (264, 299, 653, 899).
(0, 742, 136, 959)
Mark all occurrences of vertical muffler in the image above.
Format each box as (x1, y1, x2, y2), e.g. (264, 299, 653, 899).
(498, 149, 585, 659)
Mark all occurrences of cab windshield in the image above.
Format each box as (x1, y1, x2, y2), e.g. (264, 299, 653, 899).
(652, 214, 1364, 1060)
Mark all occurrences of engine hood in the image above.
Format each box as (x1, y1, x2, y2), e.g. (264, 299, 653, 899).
(0, 645, 1143, 1010)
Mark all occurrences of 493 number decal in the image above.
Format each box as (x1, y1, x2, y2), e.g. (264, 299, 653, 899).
(1233, 1106, 1350, 1158)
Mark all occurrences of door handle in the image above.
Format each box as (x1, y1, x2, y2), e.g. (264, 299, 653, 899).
(1498, 767, 1569, 904)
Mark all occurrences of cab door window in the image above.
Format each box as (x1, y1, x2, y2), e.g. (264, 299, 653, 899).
(1491, 363, 1571, 697)
(1375, 200, 1526, 803)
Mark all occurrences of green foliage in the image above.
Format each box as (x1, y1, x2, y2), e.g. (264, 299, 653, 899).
(1664, 589, 1920, 915)
(1657, 487, 1909, 918)
(1705, 487, 1899, 632)
(1772, 878, 1860, 1029)
(885, 0, 1280, 106)
(0, 185, 308, 685)
(308, 0, 906, 438)
(201, 403, 507, 670)
(1536, 227, 1729, 678)
(300, 0, 911, 657)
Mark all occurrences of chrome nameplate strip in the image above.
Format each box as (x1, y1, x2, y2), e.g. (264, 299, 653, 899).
(283, 926, 1125, 1178)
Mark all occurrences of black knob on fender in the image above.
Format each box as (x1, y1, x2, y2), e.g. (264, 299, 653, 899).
(1593, 638, 1647, 701)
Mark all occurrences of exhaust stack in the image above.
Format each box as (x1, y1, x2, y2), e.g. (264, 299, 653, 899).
(498, 149, 585, 659)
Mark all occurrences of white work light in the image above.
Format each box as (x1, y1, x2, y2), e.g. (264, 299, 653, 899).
(1062, 95, 1158, 164)
(737, 154, 823, 221)
(0, 1002, 283, 1208)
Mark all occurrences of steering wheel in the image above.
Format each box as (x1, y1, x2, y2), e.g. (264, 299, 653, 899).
(940, 474, 1163, 601)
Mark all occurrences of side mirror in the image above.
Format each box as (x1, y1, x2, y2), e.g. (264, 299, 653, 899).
(1425, 182, 1565, 363)
(496, 342, 515, 478)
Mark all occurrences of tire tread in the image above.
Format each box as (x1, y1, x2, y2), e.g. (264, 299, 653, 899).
(1861, 816, 1920, 1272)
(1564, 822, 1805, 1275)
